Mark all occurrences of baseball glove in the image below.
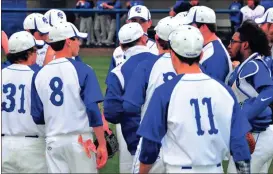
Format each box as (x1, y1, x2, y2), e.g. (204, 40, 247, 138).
(246, 132, 255, 154)
(94, 129, 119, 159)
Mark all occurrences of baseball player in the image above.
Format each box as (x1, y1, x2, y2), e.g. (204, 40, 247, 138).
(240, 0, 265, 23)
(169, 0, 199, 17)
(2, 31, 46, 173)
(103, 22, 158, 173)
(101, 0, 121, 46)
(184, 6, 233, 83)
(76, 0, 96, 46)
(122, 16, 184, 173)
(106, 5, 159, 80)
(94, 0, 108, 46)
(227, 20, 273, 173)
(31, 22, 108, 173)
(43, 9, 82, 65)
(137, 25, 252, 174)
(23, 13, 51, 67)
(256, 7, 273, 58)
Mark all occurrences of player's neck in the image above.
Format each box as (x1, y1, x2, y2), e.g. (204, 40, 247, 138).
(55, 51, 73, 59)
(241, 50, 254, 62)
(203, 32, 218, 46)
(176, 63, 201, 74)
(158, 49, 170, 55)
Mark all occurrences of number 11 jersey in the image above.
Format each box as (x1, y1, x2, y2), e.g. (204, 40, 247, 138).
(2, 64, 44, 136)
(31, 58, 104, 137)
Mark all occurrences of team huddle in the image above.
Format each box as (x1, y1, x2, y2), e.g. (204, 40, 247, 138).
(2, 4, 273, 174)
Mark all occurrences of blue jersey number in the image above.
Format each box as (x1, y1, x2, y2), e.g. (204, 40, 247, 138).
(49, 77, 64, 106)
(2, 83, 26, 113)
(190, 97, 218, 136)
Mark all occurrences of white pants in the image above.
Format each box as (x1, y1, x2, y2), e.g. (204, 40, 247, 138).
(80, 16, 95, 44)
(165, 164, 223, 173)
(116, 124, 134, 173)
(46, 133, 97, 173)
(132, 137, 165, 173)
(2, 136, 47, 173)
(227, 125, 273, 173)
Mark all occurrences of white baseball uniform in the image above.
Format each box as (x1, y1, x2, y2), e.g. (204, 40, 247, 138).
(240, 5, 265, 22)
(31, 58, 104, 173)
(123, 53, 176, 173)
(2, 64, 47, 173)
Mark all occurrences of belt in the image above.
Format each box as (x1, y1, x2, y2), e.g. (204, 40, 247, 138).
(181, 163, 221, 169)
(1, 134, 39, 138)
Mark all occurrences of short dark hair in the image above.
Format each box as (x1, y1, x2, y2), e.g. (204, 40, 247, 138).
(120, 37, 141, 50)
(7, 47, 36, 64)
(195, 23, 217, 33)
(29, 29, 37, 35)
(156, 37, 170, 50)
(49, 37, 77, 52)
(170, 47, 200, 66)
(237, 20, 271, 57)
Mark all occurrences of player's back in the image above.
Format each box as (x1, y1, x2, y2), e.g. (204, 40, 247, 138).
(162, 73, 235, 166)
(2, 64, 44, 136)
(34, 58, 97, 137)
(142, 53, 176, 118)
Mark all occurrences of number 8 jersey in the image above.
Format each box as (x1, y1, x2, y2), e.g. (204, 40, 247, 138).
(31, 58, 103, 137)
(2, 64, 44, 136)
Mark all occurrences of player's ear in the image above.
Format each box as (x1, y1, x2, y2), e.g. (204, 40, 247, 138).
(148, 20, 152, 28)
(242, 41, 249, 50)
(65, 39, 71, 47)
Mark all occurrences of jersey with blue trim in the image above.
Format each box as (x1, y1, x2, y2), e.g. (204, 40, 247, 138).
(2, 64, 44, 136)
(31, 58, 103, 137)
(137, 73, 251, 165)
(201, 39, 232, 83)
(229, 2, 242, 23)
(228, 53, 273, 132)
(1, 60, 11, 69)
(104, 45, 158, 154)
(240, 5, 265, 22)
(36, 44, 49, 67)
(123, 53, 176, 120)
(106, 38, 159, 77)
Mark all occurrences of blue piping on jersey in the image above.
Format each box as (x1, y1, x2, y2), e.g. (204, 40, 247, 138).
(47, 60, 69, 65)
(6, 67, 32, 71)
(236, 80, 252, 98)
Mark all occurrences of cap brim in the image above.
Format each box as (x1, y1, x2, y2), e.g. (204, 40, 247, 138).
(35, 39, 45, 47)
(38, 26, 52, 34)
(128, 15, 148, 21)
(77, 32, 88, 39)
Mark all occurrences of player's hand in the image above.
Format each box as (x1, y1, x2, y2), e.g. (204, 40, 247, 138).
(102, 113, 112, 135)
(96, 145, 108, 169)
(101, 2, 107, 8)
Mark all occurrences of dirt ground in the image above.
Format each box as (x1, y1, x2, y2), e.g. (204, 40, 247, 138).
(79, 48, 115, 57)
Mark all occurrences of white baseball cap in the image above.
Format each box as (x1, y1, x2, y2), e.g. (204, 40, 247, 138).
(255, 8, 273, 24)
(128, 5, 151, 21)
(8, 31, 45, 54)
(44, 9, 67, 26)
(184, 6, 216, 24)
(23, 13, 52, 34)
(174, 11, 188, 22)
(169, 25, 204, 58)
(48, 22, 88, 43)
(154, 16, 184, 41)
(118, 22, 144, 44)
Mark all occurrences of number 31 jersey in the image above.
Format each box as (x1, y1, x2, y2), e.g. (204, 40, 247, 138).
(31, 58, 103, 137)
(2, 64, 44, 136)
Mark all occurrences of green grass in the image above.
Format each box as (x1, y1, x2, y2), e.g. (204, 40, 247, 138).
(81, 55, 273, 174)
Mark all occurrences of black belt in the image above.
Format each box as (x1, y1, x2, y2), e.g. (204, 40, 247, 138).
(1, 134, 39, 138)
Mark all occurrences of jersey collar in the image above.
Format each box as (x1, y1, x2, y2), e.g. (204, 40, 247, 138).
(124, 45, 150, 59)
